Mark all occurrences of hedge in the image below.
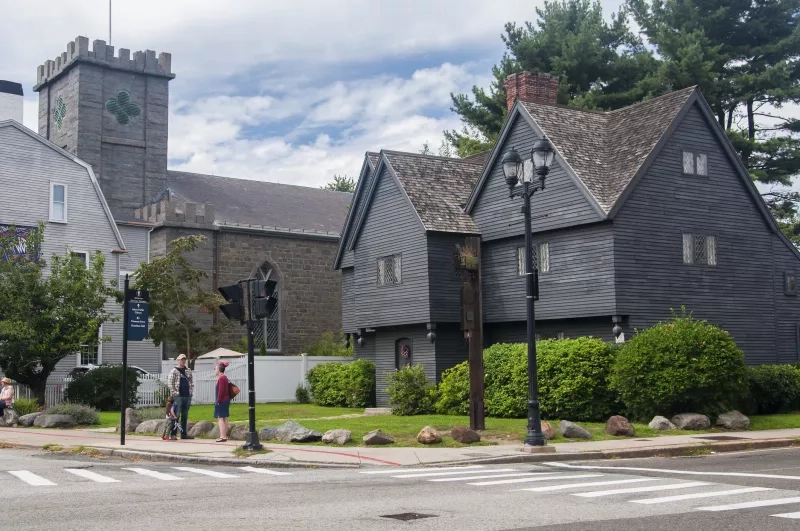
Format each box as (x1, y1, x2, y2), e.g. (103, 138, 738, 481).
(306, 359, 376, 408)
(386, 365, 438, 416)
(64, 366, 140, 410)
(747, 364, 800, 414)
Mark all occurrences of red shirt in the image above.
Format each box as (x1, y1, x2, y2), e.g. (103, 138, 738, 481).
(216, 374, 230, 403)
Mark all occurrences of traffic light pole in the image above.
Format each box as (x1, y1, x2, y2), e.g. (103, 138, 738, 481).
(242, 279, 263, 451)
(120, 275, 129, 446)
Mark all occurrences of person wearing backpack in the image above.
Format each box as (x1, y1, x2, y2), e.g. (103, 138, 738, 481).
(214, 362, 231, 442)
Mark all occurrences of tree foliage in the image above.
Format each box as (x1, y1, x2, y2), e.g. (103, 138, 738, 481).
(323, 175, 356, 193)
(0, 223, 120, 405)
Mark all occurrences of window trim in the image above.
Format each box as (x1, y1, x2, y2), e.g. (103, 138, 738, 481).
(71, 250, 89, 266)
(49, 182, 68, 223)
(517, 242, 550, 276)
(682, 150, 709, 176)
(785, 272, 797, 296)
(376, 253, 402, 287)
(682, 232, 718, 266)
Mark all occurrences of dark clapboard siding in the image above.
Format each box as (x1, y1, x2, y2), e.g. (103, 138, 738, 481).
(434, 323, 469, 378)
(772, 234, 800, 363)
(613, 102, 800, 363)
(471, 114, 601, 242)
(351, 166, 430, 328)
(341, 268, 355, 331)
(485, 317, 616, 346)
(482, 222, 617, 322)
(341, 164, 378, 269)
(373, 325, 433, 406)
(428, 232, 471, 322)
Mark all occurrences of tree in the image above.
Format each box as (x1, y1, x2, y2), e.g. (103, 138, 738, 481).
(323, 175, 356, 193)
(420, 139, 455, 157)
(132, 235, 225, 369)
(0, 223, 120, 404)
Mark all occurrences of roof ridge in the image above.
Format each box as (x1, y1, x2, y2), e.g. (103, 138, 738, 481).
(606, 86, 697, 114)
(382, 149, 484, 165)
(167, 169, 352, 195)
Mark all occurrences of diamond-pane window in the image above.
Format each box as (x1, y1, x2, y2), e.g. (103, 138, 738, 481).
(517, 246, 525, 276)
(696, 154, 708, 176)
(517, 243, 550, 275)
(683, 233, 694, 264)
(694, 235, 707, 264)
(706, 235, 717, 265)
(785, 273, 797, 296)
(683, 151, 709, 175)
(377, 254, 401, 285)
(683, 233, 717, 265)
(683, 151, 695, 174)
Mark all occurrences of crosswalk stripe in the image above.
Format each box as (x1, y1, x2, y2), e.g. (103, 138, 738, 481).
(173, 467, 238, 479)
(544, 462, 800, 481)
(361, 466, 484, 475)
(696, 497, 800, 512)
(469, 474, 602, 486)
(631, 487, 773, 505)
(8, 470, 56, 486)
(519, 478, 658, 493)
(122, 468, 182, 481)
(239, 467, 292, 476)
(574, 481, 710, 498)
(64, 469, 120, 483)
(392, 468, 516, 479)
(772, 512, 800, 519)
(430, 473, 548, 482)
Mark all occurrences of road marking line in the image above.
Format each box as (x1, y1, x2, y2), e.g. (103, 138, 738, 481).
(631, 487, 772, 504)
(518, 478, 658, 492)
(430, 473, 547, 482)
(239, 467, 292, 476)
(64, 469, 120, 483)
(8, 470, 56, 486)
(544, 462, 800, 481)
(392, 468, 516, 479)
(574, 481, 710, 497)
(122, 468, 182, 481)
(697, 497, 800, 512)
(173, 467, 238, 479)
(361, 466, 484, 475)
(772, 512, 800, 519)
(469, 474, 602, 486)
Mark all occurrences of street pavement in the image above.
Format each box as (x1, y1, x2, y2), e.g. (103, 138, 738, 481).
(2, 446, 800, 530)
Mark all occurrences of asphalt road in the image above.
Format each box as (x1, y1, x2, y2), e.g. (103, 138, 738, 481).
(1, 447, 800, 530)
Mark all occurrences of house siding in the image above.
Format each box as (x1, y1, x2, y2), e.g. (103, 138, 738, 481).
(341, 267, 355, 332)
(485, 317, 616, 346)
(434, 323, 469, 378)
(428, 232, 471, 323)
(372, 324, 434, 407)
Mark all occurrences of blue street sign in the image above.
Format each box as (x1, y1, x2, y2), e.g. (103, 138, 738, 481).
(126, 300, 149, 341)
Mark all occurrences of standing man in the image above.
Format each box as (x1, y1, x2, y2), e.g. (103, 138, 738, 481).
(168, 354, 194, 439)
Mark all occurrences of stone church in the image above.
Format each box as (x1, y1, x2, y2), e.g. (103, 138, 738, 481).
(33, 36, 351, 358)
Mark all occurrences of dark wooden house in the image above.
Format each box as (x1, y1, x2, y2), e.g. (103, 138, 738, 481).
(335, 73, 800, 405)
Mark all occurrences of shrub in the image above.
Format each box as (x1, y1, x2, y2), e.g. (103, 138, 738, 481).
(306, 359, 375, 408)
(12, 397, 41, 416)
(295, 383, 311, 404)
(303, 330, 353, 357)
(134, 407, 165, 421)
(611, 315, 748, 420)
(64, 366, 140, 410)
(386, 365, 438, 416)
(44, 403, 99, 425)
(435, 362, 470, 415)
(747, 365, 800, 414)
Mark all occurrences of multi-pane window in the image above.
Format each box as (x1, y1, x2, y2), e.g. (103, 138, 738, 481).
(682, 233, 717, 265)
(377, 254, 402, 285)
(70, 251, 88, 266)
(79, 326, 101, 365)
(536, 331, 565, 341)
(517, 242, 550, 275)
(785, 272, 797, 296)
(50, 183, 67, 222)
(682, 151, 708, 176)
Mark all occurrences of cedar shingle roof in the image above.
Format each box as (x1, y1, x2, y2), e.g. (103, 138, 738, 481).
(520, 87, 696, 212)
(367, 152, 380, 169)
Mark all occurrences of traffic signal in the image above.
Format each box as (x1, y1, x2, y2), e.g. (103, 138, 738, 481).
(218, 283, 245, 324)
(252, 279, 277, 319)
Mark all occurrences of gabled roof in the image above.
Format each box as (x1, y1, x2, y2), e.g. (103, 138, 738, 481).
(332, 153, 379, 269)
(0, 120, 126, 250)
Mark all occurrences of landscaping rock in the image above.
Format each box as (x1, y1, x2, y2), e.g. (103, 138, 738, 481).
(229, 424, 249, 441)
(3, 409, 19, 427)
(416, 426, 442, 444)
(259, 426, 279, 441)
(363, 429, 394, 445)
(134, 419, 167, 434)
(671, 413, 711, 430)
(123, 408, 140, 433)
(648, 416, 677, 431)
(716, 410, 750, 431)
(275, 421, 322, 443)
(188, 420, 215, 438)
(541, 421, 557, 441)
(450, 426, 481, 444)
(322, 429, 352, 445)
(605, 415, 635, 437)
(0, 417, 6, 428)
(18, 412, 43, 427)
(559, 420, 592, 439)
(34, 414, 76, 429)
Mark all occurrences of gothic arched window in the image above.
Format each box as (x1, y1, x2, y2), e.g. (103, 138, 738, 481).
(252, 263, 280, 352)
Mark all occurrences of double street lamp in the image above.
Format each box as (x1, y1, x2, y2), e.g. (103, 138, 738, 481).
(501, 137, 556, 448)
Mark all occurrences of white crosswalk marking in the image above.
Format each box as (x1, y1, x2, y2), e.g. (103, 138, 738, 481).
(469, 474, 602, 486)
(431, 473, 549, 483)
(64, 469, 120, 483)
(122, 468, 182, 481)
(520, 478, 658, 492)
(574, 481, 710, 497)
(173, 467, 238, 479)
(239, 467, 292, 476)
(8, 470, 56, 486)
(363, 465, 483, 476)
(696, 497, 800, 512)
(772, 512, 800, 519)
(631, 487, 773, 505)
(392, 468, 516, 479)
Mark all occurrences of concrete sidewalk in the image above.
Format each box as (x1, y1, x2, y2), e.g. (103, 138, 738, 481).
(1, 426, 798, 468)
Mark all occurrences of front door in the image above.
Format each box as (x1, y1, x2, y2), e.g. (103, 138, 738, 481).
(395, 338, 413, 369)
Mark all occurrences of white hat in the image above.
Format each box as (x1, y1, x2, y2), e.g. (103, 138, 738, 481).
(176, 354, 187, 361)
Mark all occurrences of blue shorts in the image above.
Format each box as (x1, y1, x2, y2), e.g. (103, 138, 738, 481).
(214, 400, 231, 419)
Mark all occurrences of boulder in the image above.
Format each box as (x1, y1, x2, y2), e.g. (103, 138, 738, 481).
(671, 413, 711, 431)
(134, 419, 168, 435)
(3, 409, 20, 427)
(275, 421, 322, 443)
(363, 429, 394, 445)
(0, 416, 6, 428)
(33, 414, 76, 429)
(559, 420, 592, 439)
(416, 426, 442, 444)
(605, 415, 635, 437)
(450, 426, 481, 444)
(188, 420, 215, 438)
(648, 416, 677, 431)
(259, 426, 279, 441)
(541, 421, 557, 441)
(229, 424, 249, 441)
(716, 411, 750, 431)
(123, 408, 140, 433)
(18, 412, 43, 427)
(322, 429, 352, 445)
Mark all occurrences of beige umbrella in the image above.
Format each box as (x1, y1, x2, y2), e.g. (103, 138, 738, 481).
(195, 348, 245, 360)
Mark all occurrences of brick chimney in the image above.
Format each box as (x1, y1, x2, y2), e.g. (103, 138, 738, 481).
(504, 72, 559, 111)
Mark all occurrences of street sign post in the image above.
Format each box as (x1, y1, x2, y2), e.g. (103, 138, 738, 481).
(120, 278, 149, 445)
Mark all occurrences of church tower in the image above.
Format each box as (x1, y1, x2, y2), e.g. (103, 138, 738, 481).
(33, 36, 175, 218)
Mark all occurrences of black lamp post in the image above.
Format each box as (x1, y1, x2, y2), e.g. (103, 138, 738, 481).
(501, 137, 555, 447)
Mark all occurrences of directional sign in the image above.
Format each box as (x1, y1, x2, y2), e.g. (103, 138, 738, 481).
(125, 289, 150, 342)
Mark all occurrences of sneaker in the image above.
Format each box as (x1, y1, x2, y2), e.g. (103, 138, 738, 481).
(170, 436, 177, 440)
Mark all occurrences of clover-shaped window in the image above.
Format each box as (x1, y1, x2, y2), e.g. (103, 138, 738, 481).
(105, 90, 141, 125)
(53, 96, 67, 132)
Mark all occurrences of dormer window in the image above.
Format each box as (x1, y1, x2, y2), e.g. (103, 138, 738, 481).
(683, 151, 708, 176)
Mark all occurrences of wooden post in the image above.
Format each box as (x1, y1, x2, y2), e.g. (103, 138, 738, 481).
(466, 236, 485, 431)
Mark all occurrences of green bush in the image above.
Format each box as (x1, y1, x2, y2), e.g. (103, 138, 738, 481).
(295, 383, 311, 404)
(44, 403, 99, 425)
(306, 359, 375, 408)
(747, 365, 800, 414)
(386, 365, 438, 416)
(303, 330, 353, 357)
(435, 362, 470, 415)
(134, 407, 165, 421)
(611, 315, 748, 420)
(64, 366, 140, 410)
(12, 397, 41, 416)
